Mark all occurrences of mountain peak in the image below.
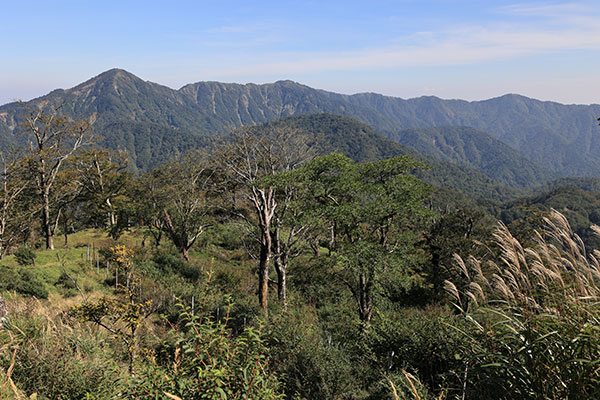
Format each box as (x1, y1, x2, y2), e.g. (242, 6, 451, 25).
(96, 68, 139, 80)
(66, 68, 146, 97)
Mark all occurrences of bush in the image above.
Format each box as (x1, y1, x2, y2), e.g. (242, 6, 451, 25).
(17, 269, 49, 298)
(55, 271, 77, 289)
(153, 250, 200, 281)
(13, 246, 36, 266)
(0, 265, 48, 299)
(367, 307, 466, 394)
(267, 308, 358, 400)
(124, 302, 284, 399)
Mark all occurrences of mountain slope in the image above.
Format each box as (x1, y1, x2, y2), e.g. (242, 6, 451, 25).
(331, 92, 600, 176)
(1, 69, 598, 178)
(388, 126, 555, 188)
(264, 114, 521, 202)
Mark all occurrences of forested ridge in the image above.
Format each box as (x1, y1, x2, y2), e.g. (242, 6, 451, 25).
(1, 86, 600, 399)
(1, 69, 599, 179)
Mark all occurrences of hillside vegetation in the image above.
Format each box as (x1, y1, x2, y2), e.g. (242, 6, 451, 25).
(1, 78, 599, 400)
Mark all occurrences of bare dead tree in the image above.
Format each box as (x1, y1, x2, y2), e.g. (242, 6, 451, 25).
(19, 104, 95, 249)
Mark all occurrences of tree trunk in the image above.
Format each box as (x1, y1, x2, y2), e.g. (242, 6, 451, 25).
(181, 246, 189, 262)
(431, 247, 441, 301)
(275, 262, 286, 306)
(358, 273, 373, 325)
(309, 238, 319, 257)
(42, 190, 54, 250)
(271, 228, 287, 307)
(162, 209, 190, 262)
(258, 229, 271, 314)
(106, 198, 116, 227)
(0, 220, 5, 259)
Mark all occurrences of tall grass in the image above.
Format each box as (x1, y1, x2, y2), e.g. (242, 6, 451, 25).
(445, 209, 600, 399)
(0, 295, 120, 399)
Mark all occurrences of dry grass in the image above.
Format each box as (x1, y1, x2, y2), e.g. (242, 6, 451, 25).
(445, 209, 600, 314)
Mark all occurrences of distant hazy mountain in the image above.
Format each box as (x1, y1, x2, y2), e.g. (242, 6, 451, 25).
(388, 126, 555, 188)
(1, 68, 598, 179)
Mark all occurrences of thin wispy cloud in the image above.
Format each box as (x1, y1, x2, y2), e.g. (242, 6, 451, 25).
(204, 13, 600, 78)
(499, 2, 590, 17)
(1, 0, 599, 104)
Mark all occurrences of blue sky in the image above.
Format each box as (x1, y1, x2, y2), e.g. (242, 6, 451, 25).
(1, 0, 599, 105)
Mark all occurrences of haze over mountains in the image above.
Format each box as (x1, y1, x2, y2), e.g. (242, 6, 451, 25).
(1, 68, 598, 187)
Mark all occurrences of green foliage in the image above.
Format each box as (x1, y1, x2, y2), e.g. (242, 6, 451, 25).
(367, 308, 466, 395)
(152, 250, 200, 281)
(0, 265, 48, 298)
(267, 310, 358, 399)
(13, 246, 36, 266)
(423, 207, 493, 301)
(279, 153, 432, 323)
(124, 302, 284, 399)
(500, 185, 600, 249)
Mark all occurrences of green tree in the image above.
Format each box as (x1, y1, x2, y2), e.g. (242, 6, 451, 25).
(69, 149, 131, 232)
(423, 207, 492, 301)
(284, 153, 432, 324)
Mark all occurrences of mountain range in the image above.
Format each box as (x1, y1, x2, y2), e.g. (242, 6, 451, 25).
(1, 68, 598, 187)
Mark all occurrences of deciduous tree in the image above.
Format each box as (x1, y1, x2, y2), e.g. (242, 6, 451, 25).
(144, 152, 217, 261)
(19, 104, 94, 249)
(283, 153, 431, 325)
(214, 125, 311, 313)
(0, 151, 30, 258)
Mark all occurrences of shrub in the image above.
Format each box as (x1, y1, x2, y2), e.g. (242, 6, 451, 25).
(0, 266, 48, 299)
(153, 250, 200, 281)
(367, 307, 467, 395)
(124, 302, 284, 399)
(55, 271, 77, 289)
(13, 246, 36, 266)
(16, 269, 48, 298)
(267, 308, 358, 400)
